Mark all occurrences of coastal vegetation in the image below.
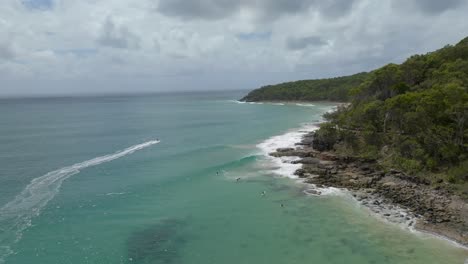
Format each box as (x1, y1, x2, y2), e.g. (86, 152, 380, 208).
(246, 36, 468, 196)
(241, 72, 369, 102)
(318, 37, 468, 193)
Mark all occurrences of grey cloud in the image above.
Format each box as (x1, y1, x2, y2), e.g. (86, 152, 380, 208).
(237, 31, 271, 41)
(318, 0, 356, 18)
(0, 41, 17, 61)
(153, 39, 161, 53)
(413, 0, 463, 14)
(255, 0, 316, 20)
(97, 18, 140, 49)
(287, 36, 327, 50)
(157, 0, 241, 20)
(393, 0, 464, 14)
(157, 0, 357, 21)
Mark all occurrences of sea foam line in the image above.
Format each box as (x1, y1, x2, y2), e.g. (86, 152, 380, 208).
(0, 140, 160, 263)
(256, 123, 319, 179)
(256, 104, 338, 179)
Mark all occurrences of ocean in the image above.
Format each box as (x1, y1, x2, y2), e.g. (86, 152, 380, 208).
(0, 91, 466, 264)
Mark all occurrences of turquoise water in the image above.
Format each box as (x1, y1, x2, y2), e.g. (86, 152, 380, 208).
(0, 91, 466, 264)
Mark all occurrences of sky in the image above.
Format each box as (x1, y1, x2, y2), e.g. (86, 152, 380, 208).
(0, 0, 467, 96)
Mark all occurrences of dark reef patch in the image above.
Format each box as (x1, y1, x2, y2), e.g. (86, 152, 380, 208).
(126, 218, 188, 264)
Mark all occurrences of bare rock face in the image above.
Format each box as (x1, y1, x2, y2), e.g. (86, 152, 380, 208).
(276, 148, 295, 152)
(293, 157, 320, 165)
(270, 147, 315, 158)
(296, 133, 314, 146)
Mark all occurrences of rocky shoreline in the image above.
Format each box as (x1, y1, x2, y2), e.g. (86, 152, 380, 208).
(270, 131, 468, 247)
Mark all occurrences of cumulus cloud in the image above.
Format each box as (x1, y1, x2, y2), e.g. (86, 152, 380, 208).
(0, 41, 17, 61)
(409, 0, 464, 14)
(391, 0, 467, 15)
(287, 36, 328, 50)
(157, 0, 241, 20)
(97, 17, 140, 49)
(0, 0, 467, 95)
(157, 0, 357, 21)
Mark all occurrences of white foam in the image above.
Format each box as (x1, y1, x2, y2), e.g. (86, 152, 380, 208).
(0, 140, 160, 263)
(255, 104, 339, 190)
(228, 100, 246, 104)
(257, 124, 318, 179)
(295, 103, 316, 107)
(105, 192, 126, 196)
(324, 105, 339, 113)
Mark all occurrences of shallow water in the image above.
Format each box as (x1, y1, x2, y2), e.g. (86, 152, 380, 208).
(0, 91, 466, 264)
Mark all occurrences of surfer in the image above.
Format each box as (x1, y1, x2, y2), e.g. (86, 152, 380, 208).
(261, 191, 266, 196)
(236, 177, 241, 182)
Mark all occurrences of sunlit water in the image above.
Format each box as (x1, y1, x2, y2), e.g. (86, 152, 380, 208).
(0, 91, 466, 264)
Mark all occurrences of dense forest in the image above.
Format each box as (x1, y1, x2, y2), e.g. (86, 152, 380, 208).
(241, 72, 369, 102)
(315, 37, 468, 194)
(244, 36, 468, 194)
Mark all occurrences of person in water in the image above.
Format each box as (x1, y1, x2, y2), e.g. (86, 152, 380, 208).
(236, 177, 241, 182)
(261, 191, 266, 196)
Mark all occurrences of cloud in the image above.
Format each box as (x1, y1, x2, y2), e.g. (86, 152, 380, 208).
(157, 0, 357, 21)
(0, 0, 467, 95)
(237, 31, 271, 41)
(254, 0, 318, 21)
(393, 0, 465, 15)
(318, 0, 356, 18)
(97, 17, 140, 49)
(157, 0, 241, 20)
(413, 0, 463, 14)
(287, 36, 328, 50)
(0, 41, 17, 61)
(53, 48, 98, 58)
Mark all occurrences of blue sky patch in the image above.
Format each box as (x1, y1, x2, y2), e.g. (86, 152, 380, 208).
(236, 31, 272, 41)
(22, 0, 54, 10)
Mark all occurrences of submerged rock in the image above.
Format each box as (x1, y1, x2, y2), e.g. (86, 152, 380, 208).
(126, 218, 187, 264)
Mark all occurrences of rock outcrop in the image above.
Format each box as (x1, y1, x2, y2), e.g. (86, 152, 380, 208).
(269, 131, 468, 246)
